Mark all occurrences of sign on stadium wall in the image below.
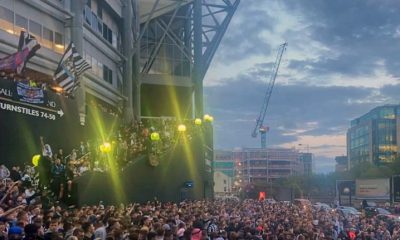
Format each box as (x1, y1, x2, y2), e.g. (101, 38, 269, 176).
(0, 77, 64, 121)
(356, 178, 390, 200)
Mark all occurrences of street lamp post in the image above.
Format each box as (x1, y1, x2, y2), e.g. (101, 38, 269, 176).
(298, 143, 309, 153)
(344, 187, 351, 206)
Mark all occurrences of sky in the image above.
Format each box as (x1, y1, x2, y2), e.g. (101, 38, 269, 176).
(203, 0, 400, 173)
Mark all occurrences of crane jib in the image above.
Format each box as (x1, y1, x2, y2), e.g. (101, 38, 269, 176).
(251, 42, 287, 148)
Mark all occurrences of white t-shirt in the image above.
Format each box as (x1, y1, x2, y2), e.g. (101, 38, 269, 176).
(42, 144, 53, 158)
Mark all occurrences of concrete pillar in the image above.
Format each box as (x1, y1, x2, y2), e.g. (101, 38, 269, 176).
(122, 0, 134, 122)
(193, 0, 203, 118)
(70, 0, 85, 125)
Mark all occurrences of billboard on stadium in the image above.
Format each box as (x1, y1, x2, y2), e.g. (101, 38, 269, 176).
(0, 77, 82, 166)
(356, 178, 390, 200)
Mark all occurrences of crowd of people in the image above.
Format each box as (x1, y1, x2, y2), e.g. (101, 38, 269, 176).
(22, 118, 206, 204)
(0, 173, 399, 240)
(18, 116, 395, 240)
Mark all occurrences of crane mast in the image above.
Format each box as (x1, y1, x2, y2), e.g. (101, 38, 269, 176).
(251, 42, 287, 148)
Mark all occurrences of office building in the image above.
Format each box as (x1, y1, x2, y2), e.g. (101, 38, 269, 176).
(335, 156, 348, 172)
(347, 105, 400, 168)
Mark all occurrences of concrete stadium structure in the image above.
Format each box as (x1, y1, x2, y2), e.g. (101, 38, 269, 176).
(0, 0, 239, 202)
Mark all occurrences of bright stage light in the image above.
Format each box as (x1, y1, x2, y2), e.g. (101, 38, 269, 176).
(51, 86, 64, 93)
(100, 142, 112, 153)
(204, 114, 214, 122)
(194, 118, 202, 125)
(178, 124, 187, 132)
(32, 154, 41, 167)
(151, 132, 160, 141)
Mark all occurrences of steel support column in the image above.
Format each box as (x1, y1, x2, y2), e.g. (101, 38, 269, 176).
(122, 0, 134, 121)
(132, 0, 141, 119)
(193, 0, 203, 118)
(70, 0, 85, 125)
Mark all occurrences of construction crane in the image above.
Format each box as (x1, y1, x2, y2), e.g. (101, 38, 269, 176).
(251, 42, 287, 148)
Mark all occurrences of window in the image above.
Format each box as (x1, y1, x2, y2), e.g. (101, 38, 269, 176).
(29, 20, 41, 38)
(91, 11, 97, 29)
(102, 23, 108, 39)
(223, 180, 226, 184)
(54, 32, 63, 45)
(102, 23, 113, 44)
(0, 6, 14, 34)
(84, 6, 91, 25)
(14, 14, 28, 34)
(84, 52, 92, 65)
(91, 57, 98, 75)
(15, 14, 28, 30)
(42, 27, 53, 49)
(0, 6, 13, 22)
(98, 61, 103, 78)
(54, 32, 64, 52)
(97, 4, 102, 19)
(97, 18, 103, 34)
(103, 65, 113, 84)
(107, 28, 112, 44)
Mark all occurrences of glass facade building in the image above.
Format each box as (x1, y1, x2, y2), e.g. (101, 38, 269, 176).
(347, 105, 400, 168)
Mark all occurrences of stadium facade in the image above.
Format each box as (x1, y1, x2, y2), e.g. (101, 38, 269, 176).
(0, 0, 239, 203)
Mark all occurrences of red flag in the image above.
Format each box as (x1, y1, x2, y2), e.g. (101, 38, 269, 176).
(259, 192, 266, 201)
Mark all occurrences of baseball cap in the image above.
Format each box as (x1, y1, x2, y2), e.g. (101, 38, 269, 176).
(8, 226, 23, 235)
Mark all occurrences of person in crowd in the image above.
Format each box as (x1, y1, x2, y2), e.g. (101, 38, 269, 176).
(81, 222, 94, 240)
(94, 218, 106, 240)
(39, 137, 53, 190)
(79, 142, 86, 157)
(10, 166, 21, 182)
(57, 149, 65, 163)
(51, 158, 65, 200)
(69, 149, 77, 163)
(44, 218, 61, 240)
(65, 163, 75, 200)
(8, 226, 23, 240)
(0, 165, 10, 181)
(10, 122, 400, 240)
(23, 223, 41, 240)
(40, 137, 53, 160)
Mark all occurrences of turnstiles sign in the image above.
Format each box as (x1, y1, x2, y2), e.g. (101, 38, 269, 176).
(0, 78, 64, 121)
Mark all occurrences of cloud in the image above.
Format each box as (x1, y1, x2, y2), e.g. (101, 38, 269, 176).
(205, 0, 400, 173)
(205, 74, 400, 172)
(281, 0, 400, 78)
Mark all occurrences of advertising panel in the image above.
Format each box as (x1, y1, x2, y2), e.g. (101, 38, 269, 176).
(0, 77, 82, 166)
(336, 180, 355, 196)
(393, 176, 400, 202)
(356, 178, 390, 200)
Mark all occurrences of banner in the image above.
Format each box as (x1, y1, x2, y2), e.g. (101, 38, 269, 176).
(16, 81, 44, 104)
(0, 52, 19, 72)
(356, 178, 390, 200)
(0, 78, 62, 121)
